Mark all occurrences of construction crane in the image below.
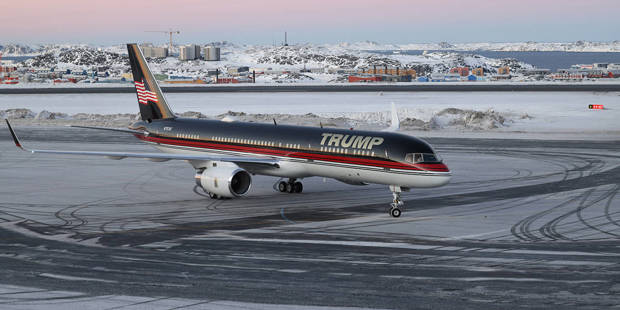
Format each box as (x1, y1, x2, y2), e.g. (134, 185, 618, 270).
(145, 29, 180, 53)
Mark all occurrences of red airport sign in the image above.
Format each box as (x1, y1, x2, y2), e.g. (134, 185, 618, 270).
(589, 104, 604, 110)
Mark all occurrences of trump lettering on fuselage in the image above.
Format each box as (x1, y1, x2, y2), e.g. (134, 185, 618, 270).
(320, 133, 384, 150)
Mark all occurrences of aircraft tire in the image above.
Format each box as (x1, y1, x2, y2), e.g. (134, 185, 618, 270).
(390, 207, 402, 218)
(278, 181, 288, 193)
(293, 182, 303, 193)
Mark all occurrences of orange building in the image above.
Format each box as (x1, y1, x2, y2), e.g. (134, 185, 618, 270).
(360, 67, 416, 77)
(498, 66, 510, 75)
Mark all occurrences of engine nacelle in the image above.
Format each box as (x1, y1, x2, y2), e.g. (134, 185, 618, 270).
(195, 163, 252, 198)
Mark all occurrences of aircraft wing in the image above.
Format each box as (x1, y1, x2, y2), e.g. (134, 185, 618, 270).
(5, 120, 279, 167)
(69, 125, 145, 135)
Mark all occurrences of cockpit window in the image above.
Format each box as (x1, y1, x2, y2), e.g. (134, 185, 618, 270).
(405, 153, 442, 163)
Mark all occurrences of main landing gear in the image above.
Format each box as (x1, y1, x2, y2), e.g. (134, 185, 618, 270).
(387, 185, 407, 218)
(276, 178, 303, 194)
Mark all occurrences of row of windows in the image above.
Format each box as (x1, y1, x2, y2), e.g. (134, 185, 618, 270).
(212, 136, 290, 148)
(320, 146, 374, 157)
(208, 136, 375, 157)
(177, 133, 199, 139)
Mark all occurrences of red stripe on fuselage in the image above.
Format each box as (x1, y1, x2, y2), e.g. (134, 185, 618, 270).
(137, 134, 449, 172)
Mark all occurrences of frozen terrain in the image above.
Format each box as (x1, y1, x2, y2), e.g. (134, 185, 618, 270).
(4, 43, 535, 84)
(4, 41, 620, 85)
(1, 92, 618, 139)
(3, 41, 620, 56)
(344, 41, 620, 52)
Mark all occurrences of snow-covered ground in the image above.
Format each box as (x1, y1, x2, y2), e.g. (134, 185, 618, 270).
(5, 43, 535, 83)
(343, 41, 620, 52)
(3, 41, 620, 56)
(1, 92, 618, 139)
(4, 41, 620, 85)
(61, 46, 526, 78)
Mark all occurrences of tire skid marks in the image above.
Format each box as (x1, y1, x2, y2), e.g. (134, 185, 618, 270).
(539, 186, 620, 241)
(52, 197, 124, 232)
(539, 189, 596, 241)
(574, 186, 620, 238)
(604, 190, 620, 229)
(510, 185, 620, 241)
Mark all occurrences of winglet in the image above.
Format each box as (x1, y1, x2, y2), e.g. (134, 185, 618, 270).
(5, 119, 24, 150)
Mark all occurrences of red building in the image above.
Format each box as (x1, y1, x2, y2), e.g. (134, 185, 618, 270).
(348, 75, 382, 82)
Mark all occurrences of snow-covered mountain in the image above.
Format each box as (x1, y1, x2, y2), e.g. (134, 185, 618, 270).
(342, 41, 620, 52)
(0, 44, 37, 56)
(3, 40, 620, 57)
(25, 47, 126, 68)
(10, 43, 534, 79)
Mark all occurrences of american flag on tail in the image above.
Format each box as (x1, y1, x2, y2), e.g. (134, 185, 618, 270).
(134, 80, 158, 105)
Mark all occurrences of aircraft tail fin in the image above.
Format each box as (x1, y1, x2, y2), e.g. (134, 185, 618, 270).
(126, 43, 175, 121)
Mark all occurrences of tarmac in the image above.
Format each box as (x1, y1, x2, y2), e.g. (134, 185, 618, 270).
(0, 127, 619, 309)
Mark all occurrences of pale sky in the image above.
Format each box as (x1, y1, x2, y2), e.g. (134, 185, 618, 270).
(3, 0, 619, 45)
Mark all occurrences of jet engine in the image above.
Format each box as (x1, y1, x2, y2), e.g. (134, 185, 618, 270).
(195, 163, 252, 198)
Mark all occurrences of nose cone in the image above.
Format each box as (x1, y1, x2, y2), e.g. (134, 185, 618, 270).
(432, 173, 452, 187)
(412, 162, 451, 187)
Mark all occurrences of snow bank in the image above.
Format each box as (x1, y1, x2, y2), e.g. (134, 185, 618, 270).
(429, 108, 508, 130)
(1, 92, 617, 138)
(0, 108, 35, 119)
(0, 108, 524, 132)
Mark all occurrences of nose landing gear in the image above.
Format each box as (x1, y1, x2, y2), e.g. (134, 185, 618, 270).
(276, 178, 303, 194)
(388, 185, 407, 217)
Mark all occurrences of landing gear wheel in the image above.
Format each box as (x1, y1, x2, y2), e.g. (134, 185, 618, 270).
(293, 182, 303, 193)
(390, 207, 402, 218)
(278, 181, 288, 193)
(387, 185, 407, 218)
(208, 192, 219, 199)
(286, 182, 294, 193)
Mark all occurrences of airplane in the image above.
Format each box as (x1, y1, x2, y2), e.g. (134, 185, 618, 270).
(4, 43, 451, 218)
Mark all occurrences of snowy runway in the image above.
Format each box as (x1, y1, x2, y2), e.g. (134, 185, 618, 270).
(0, 128, 619, 309)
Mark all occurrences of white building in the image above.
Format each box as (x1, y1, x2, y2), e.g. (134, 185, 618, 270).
(203, 46, 221, 61)
(179, 45, 199, 61)
(141, 46, 168, 58)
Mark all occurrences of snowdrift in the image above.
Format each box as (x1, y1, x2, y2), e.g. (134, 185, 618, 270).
(0, 108, 524, 131)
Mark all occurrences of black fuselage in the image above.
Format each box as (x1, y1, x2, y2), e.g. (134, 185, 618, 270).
(131, 118, 439, 169)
